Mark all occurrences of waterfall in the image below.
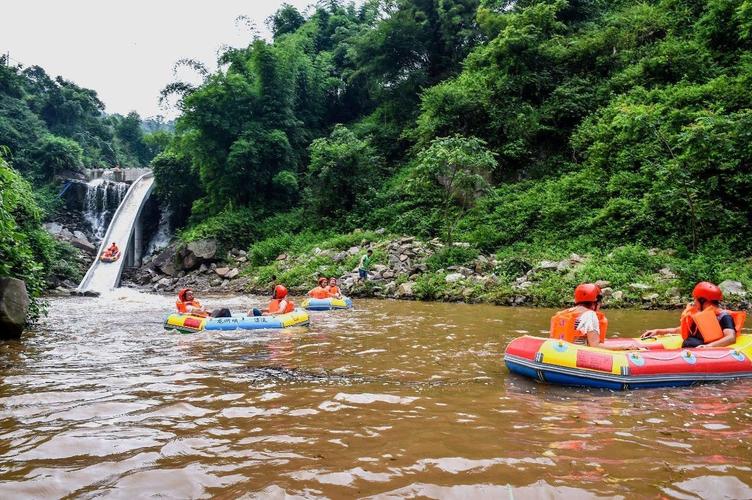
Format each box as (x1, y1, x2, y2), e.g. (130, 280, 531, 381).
(146, 208, 172, 255)
(83, 178, 129, 242)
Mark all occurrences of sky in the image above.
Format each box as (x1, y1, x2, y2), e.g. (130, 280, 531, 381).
(1, 0, 318, 119)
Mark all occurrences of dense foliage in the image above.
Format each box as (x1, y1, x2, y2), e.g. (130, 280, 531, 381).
(0, 60, 166, 181)
(0, 152, 81, 320)
(151, 0, 752, 295)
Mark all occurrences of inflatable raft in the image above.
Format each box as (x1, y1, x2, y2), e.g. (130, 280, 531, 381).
(301, 296, 353, 311)
(164, 309, 309, 334)
(100, 252, 120, 263)
(504, 334, 752, 389)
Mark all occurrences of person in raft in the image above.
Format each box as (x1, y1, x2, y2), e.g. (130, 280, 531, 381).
(101, 242, 120, 259)
(642, 282, 745, 348)
(308, 277, 330, 299)
(327, 277, 342, 299)
(250, 285, 294, 316)
(358, 249, 373, 282)
(550, 283, 634, 350)
(176, 288, 231, 318)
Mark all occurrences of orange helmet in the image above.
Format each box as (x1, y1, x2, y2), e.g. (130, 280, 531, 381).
(274, 285, 288, 299)
(574, 283, 602, 303)
(177, 288, 191, 301)
(692, 281, 722, 302)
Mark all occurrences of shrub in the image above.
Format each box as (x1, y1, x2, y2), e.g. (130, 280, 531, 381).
(426, 246, 479, 271)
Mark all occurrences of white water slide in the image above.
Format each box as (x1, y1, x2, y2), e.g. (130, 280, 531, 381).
(77, 172, 155, 294)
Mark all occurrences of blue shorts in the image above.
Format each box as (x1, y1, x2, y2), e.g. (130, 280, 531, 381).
(359, 269, 368, 279)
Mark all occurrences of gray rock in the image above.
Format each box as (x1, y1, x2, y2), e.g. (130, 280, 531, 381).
(276, 253, 288, 261)
(382, 270, 395, 280)
(569, 253, 586, 264)
(153, 245, 178, 276)
(226, 268, 240, 279)
(73, 230, 88, 241)
(375, 228, 386, 234)
(215, 267, 230, 278)
(642, 293, 660, 301)
(43, 222, 64, 236)
(612, 291, 624, 301)
(601, 287, 613, 298)
(667, 287, 682, 298)
(719, 280, 747, 297)
(537, 260, 559, 270)
(452, 242, 470, 248)
(658, 268, 677, 280)
(157, 278, 172, 287)
(595, 280, 611, 289)
(199, 263, 208, 273)
(445, 273, 464, 283)
(629, 283, 652, 291)
(151, 274, 162, 283)
(383, 281, 397, 295)
(187, 239, 218, 260)
(182, 252, 200, 270)
(0, 278, 29, 339)
(556, 260, 571, 272)
(83, 290, 100, 297)
(70, 238, 97, 255)
(210, 278, 222, 287)
(333, 251, 348, 262)
(399, 253, 409, 262)
(347, 246, 360, 256)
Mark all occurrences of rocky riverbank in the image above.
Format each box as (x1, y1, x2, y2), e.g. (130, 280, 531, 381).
(122, 233, 751, 310)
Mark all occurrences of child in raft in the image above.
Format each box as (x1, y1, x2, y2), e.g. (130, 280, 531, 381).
(327, 277, 342, 298)
(550, 283, 639, 350)
(249, 285, 294, 316)
(176, 288, 230, 318)
(642, 281, 742, 348)
(307, 277, 330, 299)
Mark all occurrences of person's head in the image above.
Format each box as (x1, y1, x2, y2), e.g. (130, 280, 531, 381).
(692, 281, 722, 310)
(367, 249, 373, 256)
(110, 242, 116, 247)
(574, 283, 603, 310)
(318, 277, 328, 287)
(273, 284, 288, 299)
(178, 288, 194, 302)
(329, 277, 337, 286)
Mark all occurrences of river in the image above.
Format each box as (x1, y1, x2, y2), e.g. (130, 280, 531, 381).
(1, 290, 750, 498)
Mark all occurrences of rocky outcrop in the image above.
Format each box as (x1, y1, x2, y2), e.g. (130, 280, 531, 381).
(0, 278, 30, 340)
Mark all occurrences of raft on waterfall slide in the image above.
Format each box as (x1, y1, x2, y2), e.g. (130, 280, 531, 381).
(504, 334, 752, 390)
(301, 296, 353, 311)
(164, 309, 309, 334)
(99, 251, 120, 263)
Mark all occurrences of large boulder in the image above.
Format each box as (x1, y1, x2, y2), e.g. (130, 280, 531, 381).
(0, 278, 29, 340)
(719, 280, 747, 298)
(153, 245, 178, 276)
(180, 239, 219, 271)
(70, 237, 97, 255)
(187, 239, 218, 260)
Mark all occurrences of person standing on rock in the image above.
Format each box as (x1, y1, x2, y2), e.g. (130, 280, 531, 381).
(358, 249, 373, 282)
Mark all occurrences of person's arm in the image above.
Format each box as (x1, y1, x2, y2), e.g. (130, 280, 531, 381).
(641, 326, 679, 338)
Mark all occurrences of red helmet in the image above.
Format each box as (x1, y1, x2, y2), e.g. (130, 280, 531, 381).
(692, 281, 722, 302)
(574, 283, 602, 303)
(177, 288, 192, 301)
(274, 285, 288, 299)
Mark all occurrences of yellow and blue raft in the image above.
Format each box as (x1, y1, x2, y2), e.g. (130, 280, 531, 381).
(164, 309, 310, 334)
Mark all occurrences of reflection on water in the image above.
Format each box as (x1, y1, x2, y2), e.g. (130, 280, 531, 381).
(0, 289, 751, 498)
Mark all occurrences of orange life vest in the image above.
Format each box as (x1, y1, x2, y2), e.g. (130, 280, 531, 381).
(308, 287, 329, 299)
(176, 299, 208, 317)
(550, 307, 608, 344)
(679, 304, 745, 342)
(328, 286, 340, 297)
(267, 298, 294, 314)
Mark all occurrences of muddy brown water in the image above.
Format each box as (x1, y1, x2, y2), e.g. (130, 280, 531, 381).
(1, 290, 751, 498)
